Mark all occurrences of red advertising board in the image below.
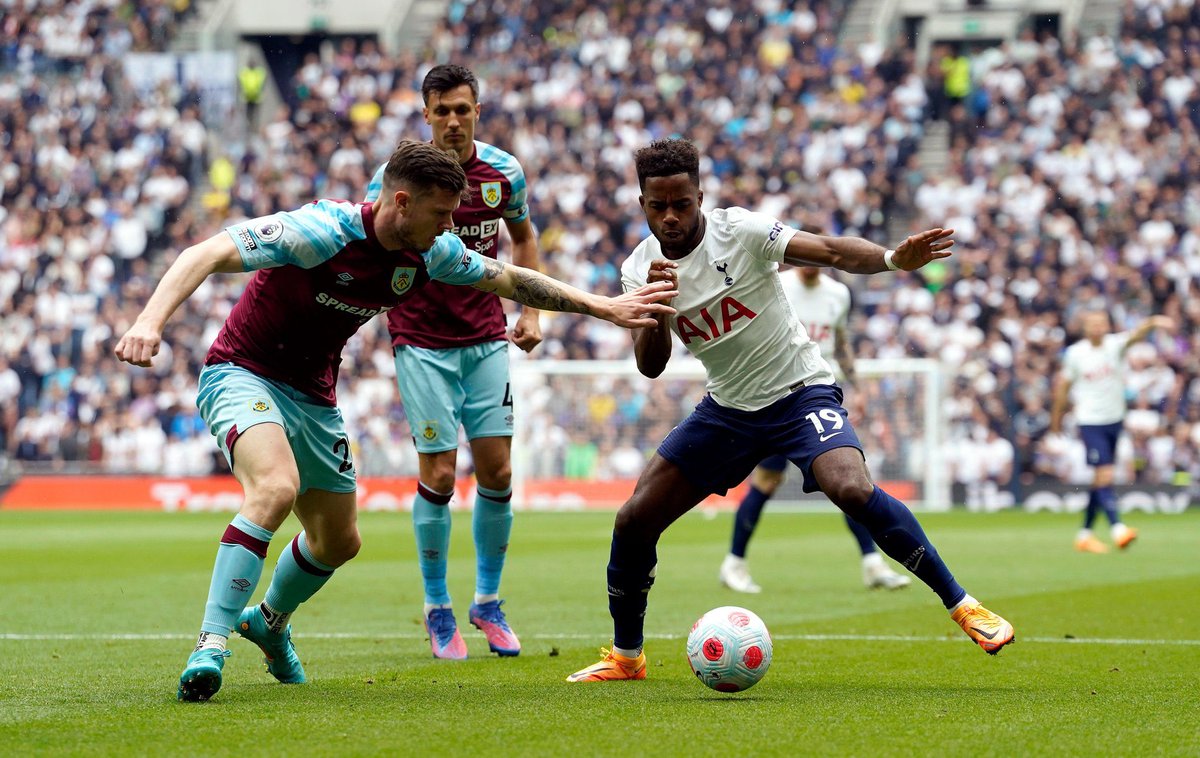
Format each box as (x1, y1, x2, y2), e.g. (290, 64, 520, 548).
(0, 475, 916, 511)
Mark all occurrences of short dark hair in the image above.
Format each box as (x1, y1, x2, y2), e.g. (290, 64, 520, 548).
(634, 138, 700, 190)
(382, 140, 467, 197)
(421, 64, 479, 103)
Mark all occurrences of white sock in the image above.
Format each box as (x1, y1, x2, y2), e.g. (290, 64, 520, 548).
(949, 594, 978, 614)
(724, 554, 745, 566)
(474, 593, 499, 606)
(424, 602, 452, 618)
(195, 631, 228, 652)
(259, 601, 291, 634)
(1077, 528, 1095, 542)
(861, 552, 885, 570)
(613, 645, 642, 659)
(1111, 523, 1129, 540)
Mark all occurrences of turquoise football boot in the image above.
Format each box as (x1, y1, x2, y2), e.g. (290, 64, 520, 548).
(177, 648, 231, 702)
(236, 606, 306, 684)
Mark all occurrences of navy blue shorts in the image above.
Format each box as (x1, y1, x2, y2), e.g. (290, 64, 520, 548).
(657, 384, 864, 496)
(1079, 421, 1123, 466)
(759, 454, 789, 472)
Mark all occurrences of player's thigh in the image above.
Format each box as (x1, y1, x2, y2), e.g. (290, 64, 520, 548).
(197, 363, 301, 494)
(460, 341, 514, 441)
(810, 447, 874, 509)
(655, 398, 766, 497)
(469, 435, 513, 489)
(773, 384, 868, 498)
(394, 345, 464, 454)
(618, 453, 708, 538)
(292, 488, 361, 567)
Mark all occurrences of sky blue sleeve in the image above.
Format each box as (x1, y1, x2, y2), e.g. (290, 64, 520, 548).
(363, 162, 386, 203)
(224, 200, 367, 270)
(478, 142, 529, 223)
(422, 232, 489, 285)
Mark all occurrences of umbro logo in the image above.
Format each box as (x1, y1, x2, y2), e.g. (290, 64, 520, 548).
(230, 578, 252, 592)
(422, 549, 440, 560)
(337, 272, 354, 285)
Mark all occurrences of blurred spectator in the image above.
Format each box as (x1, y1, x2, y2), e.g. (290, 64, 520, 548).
(3, 0, 1198, 498)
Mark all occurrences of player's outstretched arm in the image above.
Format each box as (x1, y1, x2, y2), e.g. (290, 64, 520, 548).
(1126, 315, 1175, 348)
(783, 228, 954, 274)
(114, 233, 244, 368)
(471, 259, 677, 329)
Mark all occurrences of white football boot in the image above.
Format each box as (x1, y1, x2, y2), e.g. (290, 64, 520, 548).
(719, 554, 762, 594)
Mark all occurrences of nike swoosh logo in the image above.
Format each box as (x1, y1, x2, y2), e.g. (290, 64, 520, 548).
(970, 626, 999, 640)
(819, 432, 844, 442)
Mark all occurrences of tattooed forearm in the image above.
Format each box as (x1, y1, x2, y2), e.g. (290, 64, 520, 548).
(509, 268, 592, 314)
(481, 257, 505, 280)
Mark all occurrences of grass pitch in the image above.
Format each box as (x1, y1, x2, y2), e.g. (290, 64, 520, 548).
(1, 507, 1198, 756)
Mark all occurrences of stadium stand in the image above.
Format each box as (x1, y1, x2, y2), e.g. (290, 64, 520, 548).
(2, 0, 1197, 502)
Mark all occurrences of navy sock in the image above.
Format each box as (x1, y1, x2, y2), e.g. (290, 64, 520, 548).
(843, 513, 877, 556)
(1096, 486, 1120, 525)
(853, 486, 965, 608)
(1083, 490, 1100, 529)
(730, 485, 771, 558)
(607, 530, 657, 651)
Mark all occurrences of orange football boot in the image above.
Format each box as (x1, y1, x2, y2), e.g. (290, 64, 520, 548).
(566, 648, 647, 682)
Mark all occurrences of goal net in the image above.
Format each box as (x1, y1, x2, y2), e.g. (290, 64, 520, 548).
(509, 358, 949, 511)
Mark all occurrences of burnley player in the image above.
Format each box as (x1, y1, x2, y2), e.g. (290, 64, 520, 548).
(719, 262, 910, 594)
(568, 139, 1013, 683)
(1049, 310, 1174, 553)
(364, 65, 542, 659)
(114, 140, 677, 702)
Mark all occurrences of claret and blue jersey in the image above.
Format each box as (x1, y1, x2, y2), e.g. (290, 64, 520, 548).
(365, 140, 529, 349)
(206, 199, 488, 406)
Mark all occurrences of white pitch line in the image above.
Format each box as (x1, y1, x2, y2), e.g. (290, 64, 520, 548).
(1, 632, 1198, 646)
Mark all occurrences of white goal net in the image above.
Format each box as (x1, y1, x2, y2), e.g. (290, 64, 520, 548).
(509, 358, 948, 511)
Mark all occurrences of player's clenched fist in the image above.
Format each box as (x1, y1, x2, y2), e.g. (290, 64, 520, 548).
(646, 260, 679, 303)
(114, 323, 162, 368)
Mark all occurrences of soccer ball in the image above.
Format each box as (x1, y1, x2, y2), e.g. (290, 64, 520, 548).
(686, 606, 772, 692)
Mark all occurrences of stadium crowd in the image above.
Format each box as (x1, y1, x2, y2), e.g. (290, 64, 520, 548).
(2, 0, 1197, 498)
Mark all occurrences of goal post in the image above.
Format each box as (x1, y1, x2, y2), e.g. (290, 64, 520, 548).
(508, 358, 949, 511)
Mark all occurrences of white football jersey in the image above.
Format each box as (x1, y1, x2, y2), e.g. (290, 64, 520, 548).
(1062, 332, 1131, 425)
(621, 207, 835, 411)
(781, 272, 851, 381)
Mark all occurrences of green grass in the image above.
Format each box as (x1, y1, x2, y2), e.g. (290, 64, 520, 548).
(1, 508, 1198, 756)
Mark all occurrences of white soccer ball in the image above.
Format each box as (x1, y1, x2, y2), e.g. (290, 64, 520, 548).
(686, 606, 773, 692)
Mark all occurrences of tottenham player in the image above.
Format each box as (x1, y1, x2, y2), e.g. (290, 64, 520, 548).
(1049, 310, 1174, 553)
(568, 138, 1013, 683)
(113, 140, 677, 701)
(364, 65, 541, 659)
(719, 261, 911, 594)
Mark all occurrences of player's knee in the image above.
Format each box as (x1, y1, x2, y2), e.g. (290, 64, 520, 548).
(753, 469, 784, 493)
(309, 529, 361, 567)
(422, 467, 456, 494)
(330, 530, 362, 566)
(477, 461, 512, 491)
(825, 479, 874, 512)
(245, 475, 300, 515)
(614, 501, 654, 541)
